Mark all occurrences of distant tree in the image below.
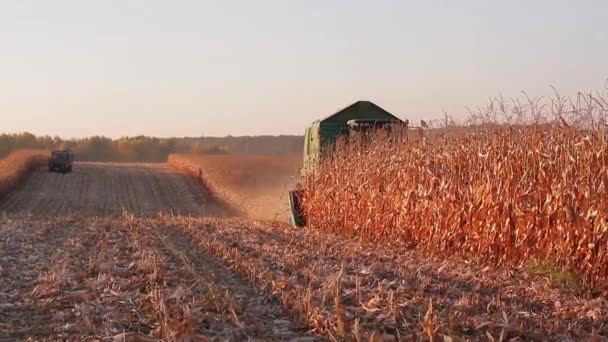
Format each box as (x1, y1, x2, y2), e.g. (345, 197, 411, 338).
(0, 133, 302, 160)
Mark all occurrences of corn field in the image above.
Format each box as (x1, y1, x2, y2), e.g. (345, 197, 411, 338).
(303, 93, 608, 289)
(0, 149, 48, 200)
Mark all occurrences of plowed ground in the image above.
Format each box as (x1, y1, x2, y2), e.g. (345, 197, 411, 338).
(0, 162, 231, 218)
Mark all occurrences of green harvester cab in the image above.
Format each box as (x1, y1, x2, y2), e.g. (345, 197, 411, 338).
(289, 100, 407, 227)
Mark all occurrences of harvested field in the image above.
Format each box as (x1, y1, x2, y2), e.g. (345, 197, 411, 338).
(169, 154, 301, 221)
(1, 215, 605, 340)
(0, 162, 231, 218)
(0, 216, 310, 340)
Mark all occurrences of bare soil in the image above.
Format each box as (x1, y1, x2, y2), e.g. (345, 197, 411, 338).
(0, 162, 232, 218)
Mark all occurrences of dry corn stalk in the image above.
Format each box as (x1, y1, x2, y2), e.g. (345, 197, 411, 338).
(302, 115, 608, 288)
(0, 149, 48, 200)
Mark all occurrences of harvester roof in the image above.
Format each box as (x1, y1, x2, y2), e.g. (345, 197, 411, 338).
(318, 100, 403, 125)
(312, 101, 405, 144)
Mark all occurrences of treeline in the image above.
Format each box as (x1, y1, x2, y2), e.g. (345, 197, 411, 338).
(0, 133, 303, 162)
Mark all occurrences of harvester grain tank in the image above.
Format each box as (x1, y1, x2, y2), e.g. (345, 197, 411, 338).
(289, 101, 407, 227)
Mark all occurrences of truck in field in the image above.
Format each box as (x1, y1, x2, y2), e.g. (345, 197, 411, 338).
(48, 150, 74, 173)
(288, 100, 407, 227)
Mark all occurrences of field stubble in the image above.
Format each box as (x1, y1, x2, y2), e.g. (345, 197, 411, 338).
(0, 162, 232, 218)
(0, 215, 311, 340)
(2, 215, 606, 340)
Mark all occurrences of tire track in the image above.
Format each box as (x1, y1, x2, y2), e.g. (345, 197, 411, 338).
(140, 221, 311, 340)
(0, 217, 81, 338)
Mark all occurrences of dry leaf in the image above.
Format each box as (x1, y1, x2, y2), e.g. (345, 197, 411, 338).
(113, 332, 158, 342)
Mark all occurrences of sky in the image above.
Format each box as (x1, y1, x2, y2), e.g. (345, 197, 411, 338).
(0, 0, 607, 138)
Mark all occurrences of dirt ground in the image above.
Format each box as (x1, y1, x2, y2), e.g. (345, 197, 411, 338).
(0, 162, 232, 218)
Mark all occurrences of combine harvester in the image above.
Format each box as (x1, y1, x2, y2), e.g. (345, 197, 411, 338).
(288, 100, 408, 227)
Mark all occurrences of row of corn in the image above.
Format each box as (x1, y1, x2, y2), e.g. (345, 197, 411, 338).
(0, 149, 48, 200)
(302, 126, 608, 288)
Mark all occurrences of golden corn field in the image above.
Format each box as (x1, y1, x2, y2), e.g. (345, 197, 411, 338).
(0, 149, 48, 199)
(303, 93, 608, 289)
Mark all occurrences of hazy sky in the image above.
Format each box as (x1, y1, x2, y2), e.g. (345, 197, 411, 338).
(1, 1, 607, 138)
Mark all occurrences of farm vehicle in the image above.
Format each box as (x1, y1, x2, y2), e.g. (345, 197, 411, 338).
(48, 150, 74, 173)
(288, 101, 407, 227)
